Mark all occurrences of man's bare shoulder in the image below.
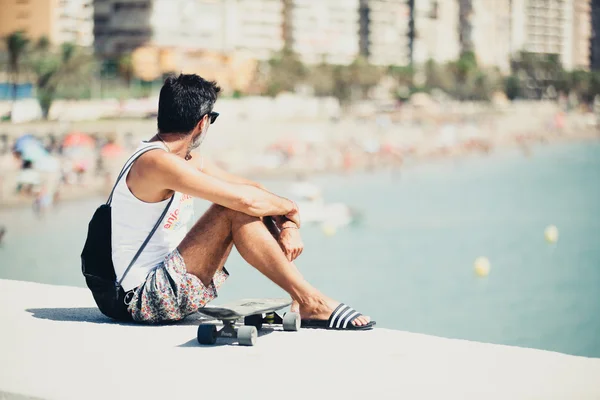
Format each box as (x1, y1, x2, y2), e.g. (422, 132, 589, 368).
(130, 147, 172, 177)
(124, 148, 176, 201)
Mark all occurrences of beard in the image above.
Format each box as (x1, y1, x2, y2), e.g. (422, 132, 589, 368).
(189, 133, 204, 151)
(186, 128, 207, 157)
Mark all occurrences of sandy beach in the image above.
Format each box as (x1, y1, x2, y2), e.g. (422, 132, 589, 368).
(1, 99, 598, 208)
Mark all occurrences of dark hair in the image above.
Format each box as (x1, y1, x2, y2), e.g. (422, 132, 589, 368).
(157, 74, 221, 134)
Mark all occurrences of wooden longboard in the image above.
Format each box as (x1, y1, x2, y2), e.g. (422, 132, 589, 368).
(198, 298, 291, 320)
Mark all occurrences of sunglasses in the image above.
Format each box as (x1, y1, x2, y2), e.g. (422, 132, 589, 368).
(207, 111, 219, 124)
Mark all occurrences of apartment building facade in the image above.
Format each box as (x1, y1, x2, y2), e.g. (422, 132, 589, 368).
(359, 0, 411, 66)
(412, 0, 461, 65)
(592, 0, 600, 69)
(284, 0, 360, 65)
(459, 0, 511, 73)
(511, 0, 575, 69)
(572, 0, 591, 69)
(0, 0, 93, 47)
(93, 0, 283, 59)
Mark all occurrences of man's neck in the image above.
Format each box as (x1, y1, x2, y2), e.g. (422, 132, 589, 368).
(154, 133, 190, 159)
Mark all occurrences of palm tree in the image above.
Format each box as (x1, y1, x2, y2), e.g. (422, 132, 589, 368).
(118, 53, 134, 90)
(265, 48, 307, 96)
(347, 56, 382, 99)
(5, 31, 30, 117)
(29, 41, 96, 118)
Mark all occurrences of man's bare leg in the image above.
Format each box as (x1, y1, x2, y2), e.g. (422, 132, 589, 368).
(178, 204, 370, 326)
(263, 216, 301, 313)
(178, 205, 233, 285)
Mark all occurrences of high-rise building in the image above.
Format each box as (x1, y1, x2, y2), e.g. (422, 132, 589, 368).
(93, 0, 284, 59)
(0, 0, 93, 47)
(93, 0, 152, 55)
(458, 0, 511, 73)
(572, 0, 592, 69)
(358, 0, 411, 66)
(511, 0, 577, 69)
(412, 0, 461, 65)
(285, 0, 361, 65)
(592, 0, 600, 69)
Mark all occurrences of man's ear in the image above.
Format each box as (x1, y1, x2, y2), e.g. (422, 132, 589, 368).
(196, 115, 208, 133)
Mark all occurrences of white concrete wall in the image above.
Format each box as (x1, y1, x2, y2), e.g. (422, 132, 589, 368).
(1, 279, 599, 400)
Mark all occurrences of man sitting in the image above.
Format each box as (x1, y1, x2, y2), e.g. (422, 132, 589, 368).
(111, 74, 374, 330)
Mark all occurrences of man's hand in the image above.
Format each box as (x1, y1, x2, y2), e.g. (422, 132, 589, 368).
(266, 215, 304, 262)
(284, 201, 301, 228)
(278, 226, 304, 261)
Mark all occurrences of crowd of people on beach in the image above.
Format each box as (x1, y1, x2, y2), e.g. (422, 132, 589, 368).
(0, 131, 129, 212)
(0, 99, 596, 213)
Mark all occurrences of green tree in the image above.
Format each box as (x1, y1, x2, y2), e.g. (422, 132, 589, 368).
(504, 75, 521, 100)
(308, 62, 335, 97)
(264, 48, 307, 96)
(387, 65, 414, 100)
(424, 59, 453, 93)
(330, 65, 353, 104)
(569, 69, 592, 103)
(345, 56, 382, 99)
(510, 51, 563, 99)
(29, 40, 96, 118)
(388, 65, 414, 87)
(5, 31, 30, 117)
(117, 53, 134, 89)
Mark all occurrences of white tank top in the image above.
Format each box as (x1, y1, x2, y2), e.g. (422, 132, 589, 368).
(111, 142, 195, 291)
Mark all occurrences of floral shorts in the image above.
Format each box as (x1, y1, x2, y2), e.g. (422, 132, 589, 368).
(127, 249, 228, 323)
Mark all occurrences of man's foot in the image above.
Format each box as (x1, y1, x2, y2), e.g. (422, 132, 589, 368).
(290, 299, 300, 314)
(297, 294, 372, 329)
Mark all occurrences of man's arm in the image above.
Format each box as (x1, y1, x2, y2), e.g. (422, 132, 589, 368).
(196, 156, 299, 229)
(143, 151, 300, 224)
(194, 155, 304, 260)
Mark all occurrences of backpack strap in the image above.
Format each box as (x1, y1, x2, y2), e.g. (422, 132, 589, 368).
(118, 194, 174, 286)
(106, 144, 164, 205)
(108, 142, 173, 286)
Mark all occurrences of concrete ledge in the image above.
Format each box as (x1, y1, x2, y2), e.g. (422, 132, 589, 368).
(1, 279, 599, 400)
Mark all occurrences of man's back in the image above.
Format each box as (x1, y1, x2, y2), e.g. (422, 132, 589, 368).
(111, 142, 194, 291)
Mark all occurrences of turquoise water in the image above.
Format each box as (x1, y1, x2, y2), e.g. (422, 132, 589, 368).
(1, 141, 599, 357)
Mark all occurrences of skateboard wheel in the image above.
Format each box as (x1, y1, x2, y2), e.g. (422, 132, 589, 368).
(244, 314, 263, 330)
(282, 312, 300, 331)
(197, 324, 217, 345)
(237, 326, 257, 346)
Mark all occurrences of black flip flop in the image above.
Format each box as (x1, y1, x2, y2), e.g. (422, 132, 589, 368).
(301, 303, 375, 331)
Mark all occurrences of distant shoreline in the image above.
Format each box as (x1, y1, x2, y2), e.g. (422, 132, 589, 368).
(1, 132, 597, 210)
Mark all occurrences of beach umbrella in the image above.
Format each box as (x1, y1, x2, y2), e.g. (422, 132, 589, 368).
(13, 134, 48, 163)
(14, 134, 42, 153)
(100, 142, 124, 158)
(62, 132, 95, 148)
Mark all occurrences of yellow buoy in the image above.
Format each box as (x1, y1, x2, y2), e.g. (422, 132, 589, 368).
(474, 257, 491, 277)
(321, 224, 337, 237)
(544, 225, 559, 243)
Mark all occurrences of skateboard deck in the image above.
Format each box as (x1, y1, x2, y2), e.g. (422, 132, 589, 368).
(198, 298, 291, 320)
(196, 298, 299, 346)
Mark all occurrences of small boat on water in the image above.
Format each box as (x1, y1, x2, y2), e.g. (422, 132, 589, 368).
(288, 181, 355, 228)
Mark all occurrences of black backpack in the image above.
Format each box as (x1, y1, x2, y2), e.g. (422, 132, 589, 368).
(81, 145, 173, 321)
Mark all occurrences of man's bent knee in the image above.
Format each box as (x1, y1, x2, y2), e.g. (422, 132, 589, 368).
(211, 204, 260, 224)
